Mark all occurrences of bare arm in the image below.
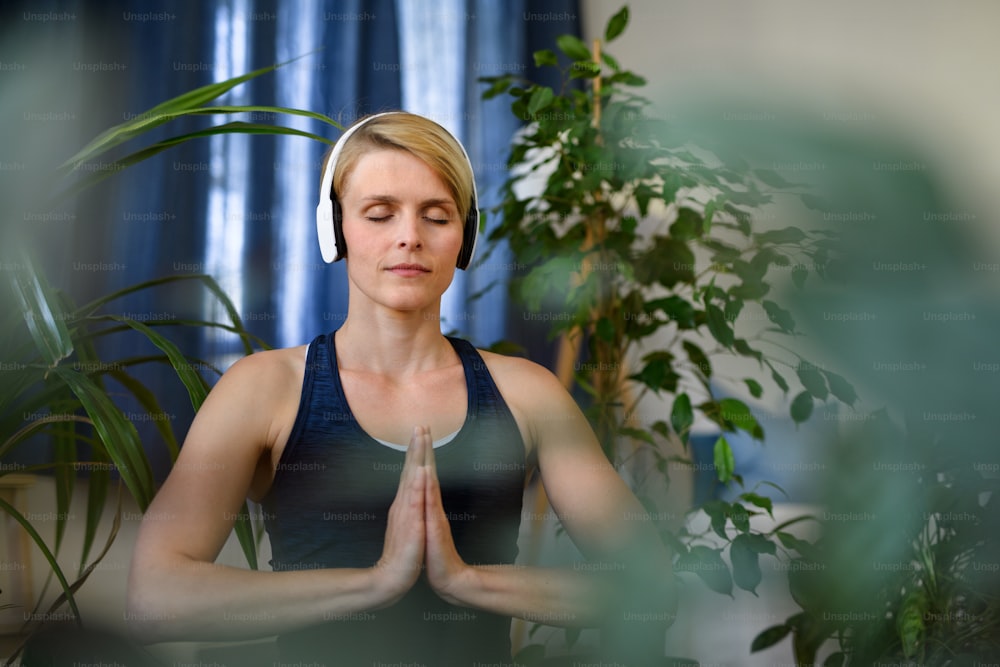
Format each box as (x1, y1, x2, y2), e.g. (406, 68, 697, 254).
(126, 351, 427, 643)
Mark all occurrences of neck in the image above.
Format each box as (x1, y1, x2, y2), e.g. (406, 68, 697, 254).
(335, 304, 455, 376)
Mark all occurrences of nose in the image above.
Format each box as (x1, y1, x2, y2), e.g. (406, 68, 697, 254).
(396, 212, 423, 251)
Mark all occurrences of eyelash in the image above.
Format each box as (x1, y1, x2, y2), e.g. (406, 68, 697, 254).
(364, 215, 449, 224)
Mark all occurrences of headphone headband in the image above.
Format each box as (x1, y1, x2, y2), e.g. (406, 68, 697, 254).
(315, 112, 479, 269)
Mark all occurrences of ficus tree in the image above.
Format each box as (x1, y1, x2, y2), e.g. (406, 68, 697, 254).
(480, 5, 856, 661)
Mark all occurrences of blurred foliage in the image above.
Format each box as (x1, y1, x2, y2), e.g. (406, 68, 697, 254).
(748, 121, 1000, 664)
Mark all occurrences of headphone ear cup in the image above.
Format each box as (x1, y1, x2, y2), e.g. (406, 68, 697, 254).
(331, 197, 347, 261)
(456, 203, 478, 270)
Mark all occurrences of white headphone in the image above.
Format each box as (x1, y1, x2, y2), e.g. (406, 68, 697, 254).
(315, 111, 479, 269)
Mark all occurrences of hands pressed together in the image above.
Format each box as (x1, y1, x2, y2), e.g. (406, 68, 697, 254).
(374, 425, 470, 606)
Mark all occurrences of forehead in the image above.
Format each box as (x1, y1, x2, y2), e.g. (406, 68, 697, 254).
(341, 148, 452, 200)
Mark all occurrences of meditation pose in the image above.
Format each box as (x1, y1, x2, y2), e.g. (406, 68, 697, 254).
(127, 111, 672, 665)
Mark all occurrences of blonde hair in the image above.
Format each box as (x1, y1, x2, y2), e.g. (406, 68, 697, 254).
(326, 112, 474, 222)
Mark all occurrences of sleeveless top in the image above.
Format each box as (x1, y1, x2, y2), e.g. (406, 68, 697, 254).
(261, 332, 526, 666)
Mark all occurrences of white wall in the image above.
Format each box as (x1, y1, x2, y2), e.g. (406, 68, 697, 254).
(580, 0, 1000, 246)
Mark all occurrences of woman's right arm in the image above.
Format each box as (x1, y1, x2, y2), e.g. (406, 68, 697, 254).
(125, 351, 426, 643)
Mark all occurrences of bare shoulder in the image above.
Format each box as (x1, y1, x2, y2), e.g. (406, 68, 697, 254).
(189, 345, 307, 450)
(477, 349, 568, 404)
(220, 345, 306, 387)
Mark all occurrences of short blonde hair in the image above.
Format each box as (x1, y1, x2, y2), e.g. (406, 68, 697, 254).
(326, 112, 474, 222)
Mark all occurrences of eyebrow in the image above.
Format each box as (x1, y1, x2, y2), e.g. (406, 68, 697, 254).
(360, 195, 456, 208)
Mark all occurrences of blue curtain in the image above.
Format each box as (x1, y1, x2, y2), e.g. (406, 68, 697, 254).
(3, 0, 579, 476)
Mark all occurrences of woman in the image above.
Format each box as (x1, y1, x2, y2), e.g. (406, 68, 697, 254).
(127, 112, 672, 665)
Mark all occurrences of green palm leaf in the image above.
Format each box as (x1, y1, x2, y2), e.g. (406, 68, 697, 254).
(60, 122, 333, 198)
(60, 53, 328, 169)
(0, 496, 82, 624)
(49, 366, 155, 511)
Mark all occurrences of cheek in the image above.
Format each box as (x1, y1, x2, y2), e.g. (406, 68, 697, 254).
(442, 225, 465, 253)
(341, 219, 383, 255)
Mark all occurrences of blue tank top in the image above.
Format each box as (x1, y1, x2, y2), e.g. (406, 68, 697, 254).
(261, 332, 526, 665)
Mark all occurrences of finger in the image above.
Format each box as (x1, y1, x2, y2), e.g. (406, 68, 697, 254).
(398, 425, 425, 489)
(408, 425, 432, 467)
(420, 426, 436, 471)
(423, 457, 445, 519)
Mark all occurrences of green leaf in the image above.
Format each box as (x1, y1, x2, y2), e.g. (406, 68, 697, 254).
(706, 305, 734, 347)
(111, 317, 209, 411)
(556, 34, 593, 61)
(676, 545, 732, 596)
(527, 86, 555, 116)
(776, 533, 822, 561)
(604, 6, 630, 42)
(61, 54, 324, 169)
(9, 257, 74, 367)
(822, 370, 857, 406)
(51, 367, 156, 510)
(741, 492, 774, 518)
(796, 365, 828, 400)
(671, 393, 693, 444)
(107, 369, 181, 462)
(661, 171, 682, 203)
(611, 71, 646, 87)
(771, 367, 790, 393)
(618, 426, 655, 446)
(733, 338, 762, 362)
(729, 502, 750, 533)
(791, 264, 808, 289)
(569, 61, 602, 79)
(729, 279, 769, 301)
(683, 340, 712, 379)
(52, 419, 75, 554)
(60, 122, 334, 198)
(713, 436, 735, 483)
(648, 296, 695, 329)
(670, 207, 703, 241)
(896, 587, 927, 658)
(232, 502, 259, 570)
(533, 49, 559, 68)
(719, 398, 763, 440)
(755, 226, 806, 245)
(631, 352, 679, 394)
(790, 390, 813, 425)
(744, 378, 763, 399)
(751, 624, 792, 652)
(702, 500, 729, 540)
(481, 75, 514, 100)
(0, 496, 82, 624)
(731, 533, 763, 594)
(75, 274, 257, 357)
(763, 300, 796, 333)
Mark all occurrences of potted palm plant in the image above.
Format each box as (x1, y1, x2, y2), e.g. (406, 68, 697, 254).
(1, 57, 339, 664)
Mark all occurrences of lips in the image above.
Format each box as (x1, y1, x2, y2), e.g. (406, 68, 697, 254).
(387, 263, 430, 276)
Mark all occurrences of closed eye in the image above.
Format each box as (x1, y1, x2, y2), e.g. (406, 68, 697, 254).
(424, 216, 449, 224)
